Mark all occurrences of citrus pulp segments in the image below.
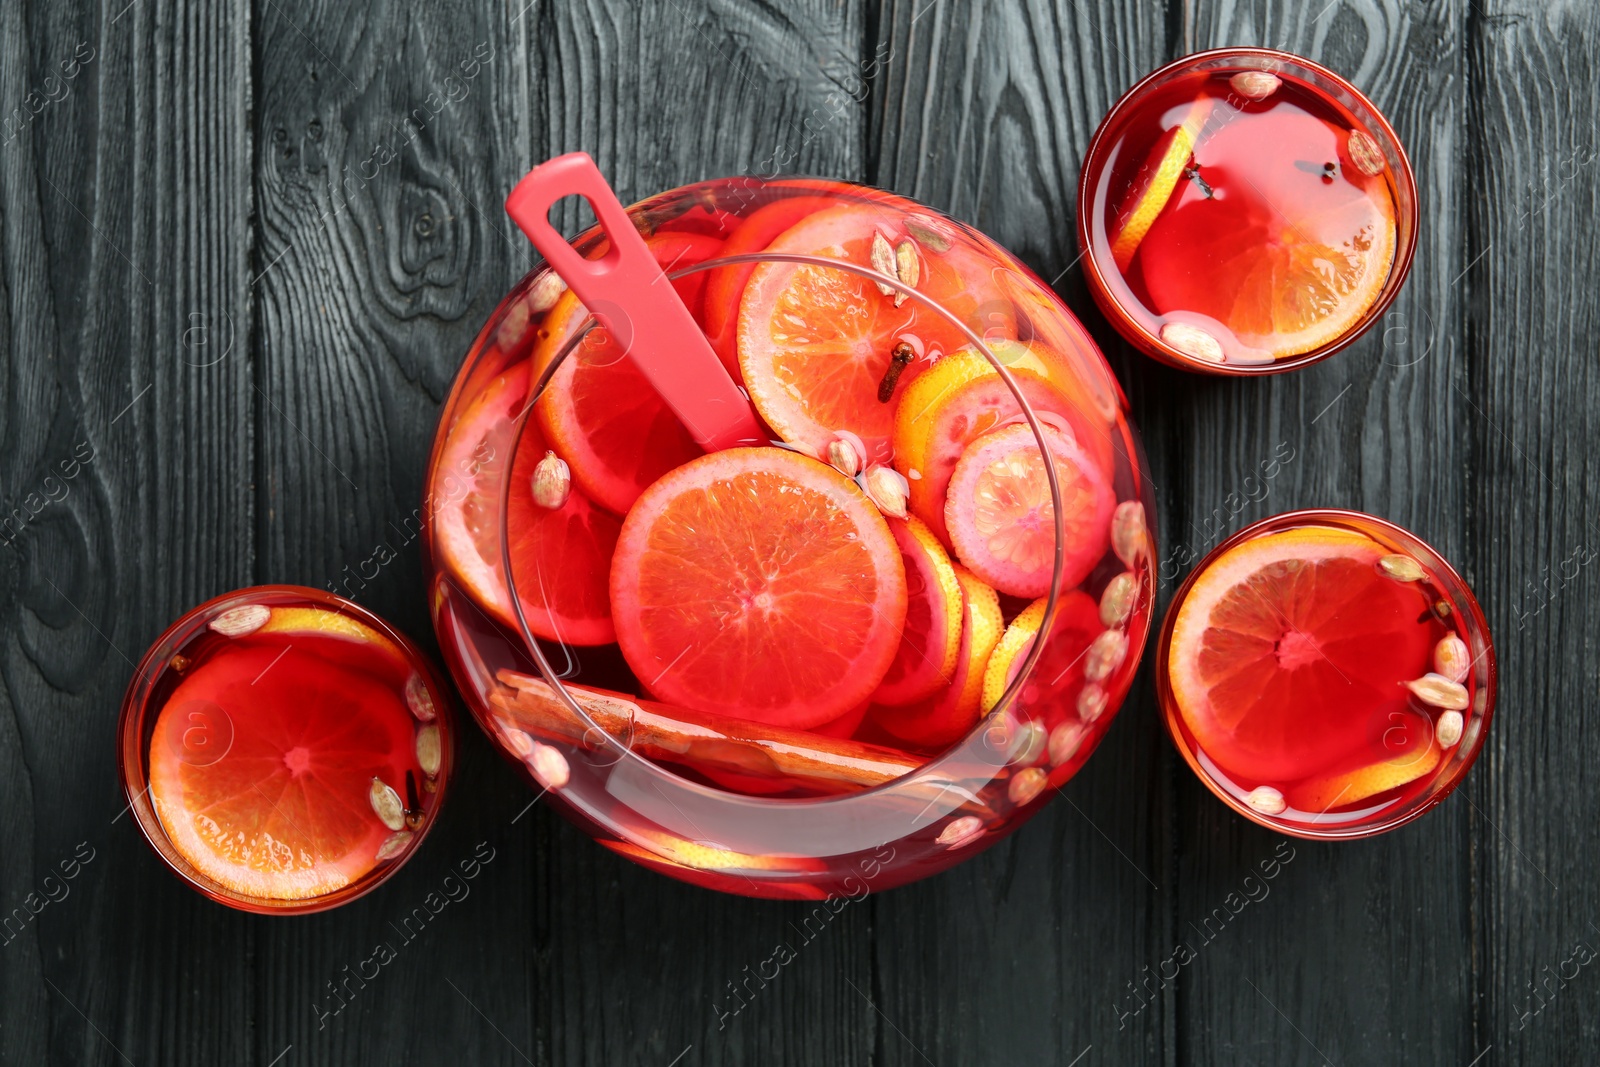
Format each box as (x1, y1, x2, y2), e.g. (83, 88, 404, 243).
(1139, 106, 1397, 359)
(736, 202, 1013, 464)
(869, 516, 964, 707)
(872, 565, 1004, 750)
(148, 641, 416, 900)
(944, 423, 1114, 598)
(891, 344, 1114, 548)
(1165, 526, 1436, 783)
(609, 448, 908, 730)
(530, 232, 719, 516)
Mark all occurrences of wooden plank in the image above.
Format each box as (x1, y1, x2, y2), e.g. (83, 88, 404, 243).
(1172, 3, 1476, 1065)
(1466, 2, 1600, 1062)
(0, 0, 258, 1063)
(866, 1, 1175, 1063)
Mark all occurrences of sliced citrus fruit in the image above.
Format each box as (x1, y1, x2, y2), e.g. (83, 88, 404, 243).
(811, 698, 871, 740)
(149, 640, 418, 899)
(429, 363, 532, 629)
(702, 193, 840, 374)
(981, 590, 1101, 714)
(891, 345, 1113, 547)
(504, 417, 620, 646)
(737, 203, 1014, 464)
(873, 566, 1004, 750)
(1139, 106, 1397, 359)
(609, 447, 907, 730)
(254, 606, 409, 684)
(870, 516, 964, 706)
(945, 423, 1113, 598)
(530, 232, 719, 516)
(1110, 95, 1213, 271)
(1288, 716, 1442, 813)
(1166, 526, 1436, 783)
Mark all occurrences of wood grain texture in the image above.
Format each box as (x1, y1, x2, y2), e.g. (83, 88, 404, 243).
(1171, 4, 1480, 1065)
(1466, 1, 1600, 1061)
(1, 0, 258, 1064)
(1, 0, 1598, 1063)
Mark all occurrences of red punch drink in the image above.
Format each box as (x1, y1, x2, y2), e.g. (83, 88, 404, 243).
(424, 175, 1158, 896)
(1079, 48, 1417, 373)
(119, 587, 452, 912)
(1158, 511, 1494, 836)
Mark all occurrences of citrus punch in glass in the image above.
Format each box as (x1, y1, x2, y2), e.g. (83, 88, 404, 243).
(1079, 48, 1418, 373)
(119, 587, 452, 912)
(1157, 511, 1494, 837)
(423, 173, 1158, 896)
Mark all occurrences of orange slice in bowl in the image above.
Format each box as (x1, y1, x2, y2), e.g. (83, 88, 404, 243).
(148, 643, 417, 900)
(429, 363, 619, 644)
(737, 203, 1013, 464)
(944, 423, 1113, 598)
(609, 448, 907, 730)
(870, 516, 964, 707)
(872, 566, 1003, 750)
(981, 590, 1102, 714)
(890, 344, 1114, 547)
(1166, 526, 1435, 783)
(1110, 95, 1213, 271)
(1139, 108, 1397, 359)
(531, 232, 718, 516)
(429, 364, 531, 629)
(504, 418, 620, 646)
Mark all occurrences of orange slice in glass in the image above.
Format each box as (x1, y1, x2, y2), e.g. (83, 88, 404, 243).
(872, 565, 1003, 750)
(148, 640, 417, 899)
(609, 447, 907, 730)
(530, 232, 717, 516)
(1139, 107, 1397, 359)
(1110, 95, 1213, 271)
(1166, 526, 1435, 783)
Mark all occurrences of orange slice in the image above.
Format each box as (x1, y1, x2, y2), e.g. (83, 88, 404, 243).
(1166, 526, 1436, 783)
(148, 639, 418, 899)
(981, 590, 1102, 713)
(1139, 107, 1397, 359)
(870, 516, 964, 706)
(609, 447, 908, 730)
(504, 417, 620, 646)
(943, 423, 1114, 598)
(1289, 725, 1443, 813)
(890, 344, 1114, 547)
(873, 566, 1003, 750)
(1110, 96, 1213, 270)
(429, 364, 619, 644)
(736, 203, 1013, 464)
(530, 232, 716, 516)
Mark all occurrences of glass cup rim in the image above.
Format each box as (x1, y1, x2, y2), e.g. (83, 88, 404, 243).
(1154, 508, 1495, 839)
(1075, 45, 1421, 376)
(116, 583, 455, 914)
(497, 248, 1142, 816)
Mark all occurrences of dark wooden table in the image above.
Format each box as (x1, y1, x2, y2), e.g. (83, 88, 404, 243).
(3, 0, 1596, 1063)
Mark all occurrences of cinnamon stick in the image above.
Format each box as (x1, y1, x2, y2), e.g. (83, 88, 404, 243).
(492, 669, 923, 794)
